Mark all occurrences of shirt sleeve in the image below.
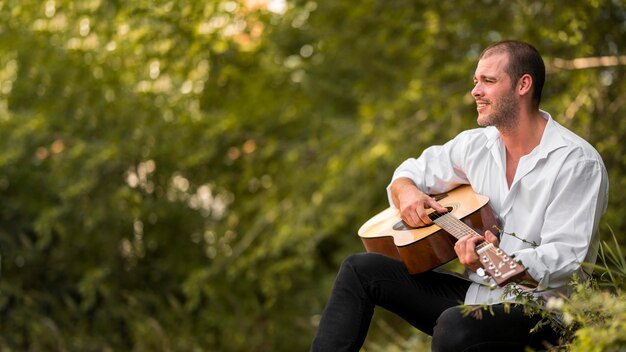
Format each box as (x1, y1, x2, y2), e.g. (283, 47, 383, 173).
(512, 157, 609, 290)
(385, 131, 474, 208)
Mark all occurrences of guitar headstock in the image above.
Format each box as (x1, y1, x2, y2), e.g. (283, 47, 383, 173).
(476, 243, 526, 286)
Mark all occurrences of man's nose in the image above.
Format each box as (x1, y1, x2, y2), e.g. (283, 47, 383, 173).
(471, 83, 482, 98)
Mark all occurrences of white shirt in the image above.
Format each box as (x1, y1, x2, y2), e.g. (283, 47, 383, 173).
(386, 111, 609, 305)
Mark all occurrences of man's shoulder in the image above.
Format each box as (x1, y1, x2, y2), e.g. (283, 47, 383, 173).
(550, 120, 604, 163)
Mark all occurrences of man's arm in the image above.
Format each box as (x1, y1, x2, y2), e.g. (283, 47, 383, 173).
(510, 158, 608, 290)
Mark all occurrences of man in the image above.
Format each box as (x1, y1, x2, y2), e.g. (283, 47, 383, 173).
(311, 40, 609, 351)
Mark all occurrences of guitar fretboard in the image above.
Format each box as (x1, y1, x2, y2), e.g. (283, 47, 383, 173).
(431, 212, 490, 251)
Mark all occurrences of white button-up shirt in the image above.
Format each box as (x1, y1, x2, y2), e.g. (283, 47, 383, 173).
(387, 111, 609, 305)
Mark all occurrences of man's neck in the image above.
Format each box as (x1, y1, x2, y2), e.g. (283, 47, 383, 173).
(500, 109, 547, 160)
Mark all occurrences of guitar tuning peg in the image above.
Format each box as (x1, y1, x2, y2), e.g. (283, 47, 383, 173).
(476, 270, 496, 289)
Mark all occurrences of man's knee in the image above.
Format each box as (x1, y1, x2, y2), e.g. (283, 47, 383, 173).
(341, 252, 392, 273)
(431, 306, 472, 352)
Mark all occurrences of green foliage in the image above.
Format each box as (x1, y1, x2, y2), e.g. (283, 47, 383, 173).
(554, 231, 626, 351)
(0, 0, 625, 351)
(563, 280, 626, 352)
(583, 226, 626, 290)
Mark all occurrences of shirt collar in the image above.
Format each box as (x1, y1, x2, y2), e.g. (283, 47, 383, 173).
(483, 125, 501, 150)
(481, 110, 567, 157)
(535, 110, 568, 158)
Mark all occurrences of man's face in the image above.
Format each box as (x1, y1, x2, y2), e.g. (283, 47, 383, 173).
(471, 53, 519, 131)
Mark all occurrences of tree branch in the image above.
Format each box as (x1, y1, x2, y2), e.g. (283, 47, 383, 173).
(548, 55, 626, 72)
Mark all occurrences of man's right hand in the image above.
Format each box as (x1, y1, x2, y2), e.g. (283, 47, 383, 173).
(390, 178, 448, 228)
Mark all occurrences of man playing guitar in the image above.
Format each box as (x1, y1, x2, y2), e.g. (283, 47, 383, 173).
(311, 40, 608, 351)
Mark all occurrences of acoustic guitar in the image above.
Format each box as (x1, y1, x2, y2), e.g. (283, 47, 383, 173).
(358, 185, 526, 286)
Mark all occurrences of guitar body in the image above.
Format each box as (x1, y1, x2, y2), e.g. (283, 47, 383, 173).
(358, 185, 501, 275)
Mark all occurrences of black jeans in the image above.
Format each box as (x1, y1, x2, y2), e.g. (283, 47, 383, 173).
(311, 253, 557, 352)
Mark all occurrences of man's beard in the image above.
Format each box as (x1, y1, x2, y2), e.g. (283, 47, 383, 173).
(478, 89, 519, 133)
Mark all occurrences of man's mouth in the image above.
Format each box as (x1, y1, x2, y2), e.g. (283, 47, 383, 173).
(476, 100, 490, 112)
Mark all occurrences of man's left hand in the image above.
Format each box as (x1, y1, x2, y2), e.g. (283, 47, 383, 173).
(454, 230, 499, 272)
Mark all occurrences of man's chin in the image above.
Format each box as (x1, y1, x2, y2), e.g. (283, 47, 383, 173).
(477, 115, 491, 127)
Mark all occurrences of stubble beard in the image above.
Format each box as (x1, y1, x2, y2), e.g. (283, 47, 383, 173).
(477, 89, 519, 133)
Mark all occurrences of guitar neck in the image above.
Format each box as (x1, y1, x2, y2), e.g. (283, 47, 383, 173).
(432, 212, 492, 256)
(432, 212, 481, 241)
(431, 211, 526, 285)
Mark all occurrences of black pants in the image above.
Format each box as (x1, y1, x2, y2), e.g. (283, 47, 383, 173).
(311, 253, 558, 352)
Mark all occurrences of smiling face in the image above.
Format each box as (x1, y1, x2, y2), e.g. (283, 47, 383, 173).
(471, 52, 520, 132)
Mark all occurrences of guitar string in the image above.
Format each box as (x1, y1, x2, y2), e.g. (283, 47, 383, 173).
(431, 212, 500, 254)
(434, 213, 491, 251)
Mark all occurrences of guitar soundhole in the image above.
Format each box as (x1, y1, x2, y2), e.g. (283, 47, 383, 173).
(392, 207, 453, 230)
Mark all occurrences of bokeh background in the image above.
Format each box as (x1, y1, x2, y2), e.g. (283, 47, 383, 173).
(1, 0, 625, 350)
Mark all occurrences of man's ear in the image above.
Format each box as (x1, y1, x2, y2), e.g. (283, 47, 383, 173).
(518, 74, 533, 96)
